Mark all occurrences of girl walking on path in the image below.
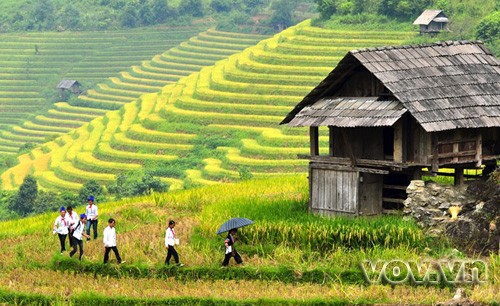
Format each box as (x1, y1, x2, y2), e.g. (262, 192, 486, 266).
(222, 228, 243, 267)
(53, 207, 69, 254)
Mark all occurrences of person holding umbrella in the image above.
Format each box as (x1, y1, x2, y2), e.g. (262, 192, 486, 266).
(222, 228, 243, 267)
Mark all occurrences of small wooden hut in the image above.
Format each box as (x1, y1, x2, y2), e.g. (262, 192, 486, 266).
(413, 10, 449, 35)
(281, 41, 500, 216)
(57, 80, 82, 95)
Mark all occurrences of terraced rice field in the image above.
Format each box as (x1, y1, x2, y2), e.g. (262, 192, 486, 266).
(1, 20, 415, 191)
(0, 27, 206, 155)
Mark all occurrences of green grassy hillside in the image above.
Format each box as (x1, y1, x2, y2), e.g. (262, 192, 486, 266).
(0, 28, 267, 156)
(1, 20, 415, 191)
(0, 27, 206, 155)
(0, 176, 497, 304)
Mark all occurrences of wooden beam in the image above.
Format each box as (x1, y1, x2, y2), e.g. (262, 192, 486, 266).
(382, 197, 406, 204)
(431, 133, 439, 172)
(329, 126, 334, 157)
(454, 168, 465, 186)
(475, 133, 482, 168)
(310, 126, 319, 156)
(383, 184, 407, 190)
(310, 162, 389, 174)
(394, 120, 403, 163)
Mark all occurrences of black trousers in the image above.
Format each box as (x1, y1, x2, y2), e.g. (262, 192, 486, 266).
(58, 233, 67, 252)
(165, 245, 179, 265)
(86, 219, 98, 239)
(104, 246, 122, 264)
(222, 249, 242, 266)
(70, 238, 84, 260)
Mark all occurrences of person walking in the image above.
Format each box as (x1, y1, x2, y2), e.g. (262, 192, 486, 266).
(66, 206, 78, 247)
(85, 196, 98, 240)
(70, 214, 90, 260)
(165, 220, 183, 266)
(222, 228, 243, 267)
(53, 207, 69, 254)
(103, 218, 123, 264)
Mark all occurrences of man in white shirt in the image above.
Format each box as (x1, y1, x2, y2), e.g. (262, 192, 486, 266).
(85, 196, 98, 240)
(53, 206, 69, 254)
(70, 214, 90, 260)
(165, 220, 183, 266)
(103, 218, 123, 264)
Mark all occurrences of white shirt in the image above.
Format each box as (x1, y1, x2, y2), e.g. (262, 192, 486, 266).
(54, 216, 69, 235)
(86, 204, 98, 220)
(66, 211, 79, 228)
(72, 221, 85, 240)
(103, 226, 116, 247)
(165, 227, 175, 246)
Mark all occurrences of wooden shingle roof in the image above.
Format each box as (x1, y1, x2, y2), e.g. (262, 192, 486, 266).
(282, 41, 500, 132)
(288, 97, 407, 127)
(56, 80, 80, 89)
(413, 10, 448, 25)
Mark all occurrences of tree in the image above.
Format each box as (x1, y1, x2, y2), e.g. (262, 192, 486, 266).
(132, 173, 169, 195)
(210, 0, 233, 13)
(29, 0, 56, 30)
(476, 11, 500, 42)
(33, 190, 60, 214)
(120, 3, 139, 27)
(269, 0, 298, 31)
(314, 0, 337, 20)
(138, 2, 155, 25)
(152, 0, 177, 23)
(9, 175, 38, 216)
(58, 4, 81, 30)
(78, 180, 105, 204)
(179, 0, 205, 17)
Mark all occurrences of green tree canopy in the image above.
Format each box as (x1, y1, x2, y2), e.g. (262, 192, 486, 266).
(9, 175, 38, 216)
(78, 179, 105, 205)
(476, 11, 500, 41)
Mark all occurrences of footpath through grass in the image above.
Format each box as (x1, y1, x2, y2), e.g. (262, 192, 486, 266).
(0, 176, 498, 304)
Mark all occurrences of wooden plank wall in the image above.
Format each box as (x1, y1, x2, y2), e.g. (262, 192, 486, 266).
(310, 167, 358, 215)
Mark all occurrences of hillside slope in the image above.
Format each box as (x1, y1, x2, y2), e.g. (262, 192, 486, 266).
(0, 29, 267, 156)
(0, 27, 206, 155)
(1, 20, 415, 191)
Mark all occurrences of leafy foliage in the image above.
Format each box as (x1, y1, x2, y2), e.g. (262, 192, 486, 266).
(9, 175, 37, 216)
(78, 179, 105, 204)
(107, 172, 170, 199)
(476, 11, 500, 42)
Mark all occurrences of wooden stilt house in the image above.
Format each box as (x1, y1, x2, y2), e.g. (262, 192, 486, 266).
(413, 10, 449, 35)
(281, 41, 500, 216)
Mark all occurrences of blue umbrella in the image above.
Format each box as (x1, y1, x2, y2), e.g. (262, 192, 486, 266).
(216, 217, 254, 234)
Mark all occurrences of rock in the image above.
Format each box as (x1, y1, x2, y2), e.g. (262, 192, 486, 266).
(439, 202, 451, 210)
(474, 202, 484, 213)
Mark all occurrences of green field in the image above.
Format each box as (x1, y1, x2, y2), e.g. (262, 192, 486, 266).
(1, 20, 416, 191)
(0, 176, 497, 304)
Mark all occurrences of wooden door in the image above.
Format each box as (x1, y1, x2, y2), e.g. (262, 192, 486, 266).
(310, 167, 359, 215)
